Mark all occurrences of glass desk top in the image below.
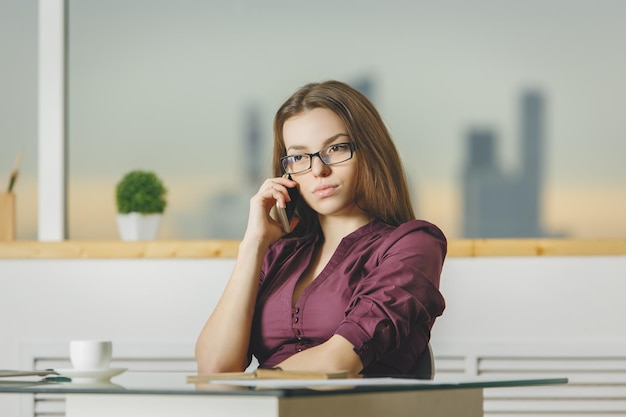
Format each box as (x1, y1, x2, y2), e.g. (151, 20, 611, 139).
(0, 371, 568, 397)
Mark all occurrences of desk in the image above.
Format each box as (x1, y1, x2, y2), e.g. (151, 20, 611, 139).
(0, 372, 567, 417)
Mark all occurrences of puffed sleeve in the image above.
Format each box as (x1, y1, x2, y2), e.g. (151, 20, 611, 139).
(333, 220, 446, 368)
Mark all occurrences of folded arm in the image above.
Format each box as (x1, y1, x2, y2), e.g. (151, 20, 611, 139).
(275, 334, 363, 374)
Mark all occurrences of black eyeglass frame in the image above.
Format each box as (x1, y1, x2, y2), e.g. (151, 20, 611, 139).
(280, 142, 356, 175)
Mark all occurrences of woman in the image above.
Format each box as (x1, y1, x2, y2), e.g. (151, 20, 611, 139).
(195, 80, 446, 377)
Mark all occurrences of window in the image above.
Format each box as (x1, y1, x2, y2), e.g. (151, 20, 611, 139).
(15, 0, 626, 240)
(0, 0, 38, 240)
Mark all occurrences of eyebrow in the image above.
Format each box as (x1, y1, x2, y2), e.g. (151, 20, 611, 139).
(286, 133, 349, 152)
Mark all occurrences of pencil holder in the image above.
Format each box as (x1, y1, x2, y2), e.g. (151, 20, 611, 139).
(0, 192, 15, 241)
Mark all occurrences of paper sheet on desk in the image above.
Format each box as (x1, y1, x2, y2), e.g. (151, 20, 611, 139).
(203, 377, 440, 389)
(0, 370, 57, 378)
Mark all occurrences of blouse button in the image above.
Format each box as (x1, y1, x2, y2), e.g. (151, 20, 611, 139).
(295, 307, 300, 313)
(294, 317, 299, 323)
(297, 348, 302, 352)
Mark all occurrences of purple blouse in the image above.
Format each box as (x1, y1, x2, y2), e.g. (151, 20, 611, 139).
(249, 220, 446, 376)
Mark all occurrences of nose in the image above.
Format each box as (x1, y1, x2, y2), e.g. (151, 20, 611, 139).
(310, 154, 331, 177)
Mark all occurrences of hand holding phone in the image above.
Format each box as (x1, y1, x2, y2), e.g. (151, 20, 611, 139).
(276, 176, 300, 233)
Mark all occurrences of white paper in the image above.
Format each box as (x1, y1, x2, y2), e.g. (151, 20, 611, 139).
(205, 377, 442, 389)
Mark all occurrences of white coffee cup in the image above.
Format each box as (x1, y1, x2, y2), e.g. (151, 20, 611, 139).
(69, 340, 113, 370)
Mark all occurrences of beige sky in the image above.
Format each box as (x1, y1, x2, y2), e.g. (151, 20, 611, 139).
(10, 178, 618, 240)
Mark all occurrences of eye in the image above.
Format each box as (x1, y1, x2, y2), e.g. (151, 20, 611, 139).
(290, 154, 306, 163)
(328, 143, 348, 153)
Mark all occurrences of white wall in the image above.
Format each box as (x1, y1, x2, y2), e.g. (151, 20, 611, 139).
(436, 255, 626, 344)
(1, 255, 626, 415)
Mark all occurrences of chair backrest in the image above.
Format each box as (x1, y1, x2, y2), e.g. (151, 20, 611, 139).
(414, 342, 434, 379)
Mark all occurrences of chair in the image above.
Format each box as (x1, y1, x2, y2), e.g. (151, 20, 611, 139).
(414, 342, 434, 379)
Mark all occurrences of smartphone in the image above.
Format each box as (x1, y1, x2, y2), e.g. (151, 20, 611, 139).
(276, 177, 300, 233)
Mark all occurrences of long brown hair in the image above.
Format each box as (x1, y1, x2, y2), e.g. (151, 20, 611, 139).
(273, 80, 415, 237)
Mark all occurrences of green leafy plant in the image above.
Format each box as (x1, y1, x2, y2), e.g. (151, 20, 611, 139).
(116, 170, 167, 214)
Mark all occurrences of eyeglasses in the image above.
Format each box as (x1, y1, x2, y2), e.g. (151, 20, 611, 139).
(280, 142, 356, 175)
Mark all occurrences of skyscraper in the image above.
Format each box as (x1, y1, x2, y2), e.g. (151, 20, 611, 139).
(461, 89, 550, 238)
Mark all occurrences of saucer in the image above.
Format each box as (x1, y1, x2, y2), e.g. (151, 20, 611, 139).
(54, 368, 127, 383)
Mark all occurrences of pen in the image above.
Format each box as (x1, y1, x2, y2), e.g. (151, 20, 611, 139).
(7, 150, 23, 192)
(43, 376, 72, 383)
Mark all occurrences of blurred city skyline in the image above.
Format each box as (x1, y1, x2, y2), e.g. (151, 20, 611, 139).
(462, 89, 566, 238)
(2, 0, 625, 239)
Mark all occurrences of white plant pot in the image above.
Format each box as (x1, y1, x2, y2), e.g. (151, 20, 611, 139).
(116, 213, 162, 241)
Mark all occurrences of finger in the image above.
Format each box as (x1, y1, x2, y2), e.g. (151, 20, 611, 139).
(261, 180, 286, 195)
(264, 181, 292, 205)
(269, 176, 298, 189)
(273, 192, 285, 208)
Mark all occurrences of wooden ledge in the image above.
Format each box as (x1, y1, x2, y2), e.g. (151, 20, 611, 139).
(453, 239, 626, 257)
(0, 240, 240, 259)
(1, 239, 626, 259)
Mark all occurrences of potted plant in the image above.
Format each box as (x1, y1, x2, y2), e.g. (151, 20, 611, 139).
(115, 170, 167, 241)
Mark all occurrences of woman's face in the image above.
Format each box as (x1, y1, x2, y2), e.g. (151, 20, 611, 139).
(282, 108, 363, 219)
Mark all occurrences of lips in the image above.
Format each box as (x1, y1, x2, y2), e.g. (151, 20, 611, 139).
(313, 184, 338, 198)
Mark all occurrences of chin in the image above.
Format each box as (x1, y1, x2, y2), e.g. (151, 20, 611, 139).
(317, 205, 358, 218)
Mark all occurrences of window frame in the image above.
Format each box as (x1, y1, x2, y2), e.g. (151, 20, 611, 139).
(38, 0, 67, 241)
